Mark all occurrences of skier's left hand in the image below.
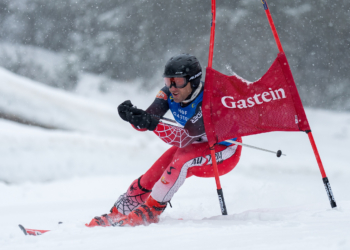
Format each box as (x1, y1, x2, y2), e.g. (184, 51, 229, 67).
(126, 107, 159, 131)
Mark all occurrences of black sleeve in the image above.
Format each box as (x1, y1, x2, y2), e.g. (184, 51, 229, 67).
(145, 86, 170, 118)
(183, 102, 206, 137)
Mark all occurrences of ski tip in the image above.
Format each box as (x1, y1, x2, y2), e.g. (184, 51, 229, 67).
(18, 224, 28, 236)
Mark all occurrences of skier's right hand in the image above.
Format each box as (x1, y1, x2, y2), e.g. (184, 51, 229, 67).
(118, 100, 133, 122)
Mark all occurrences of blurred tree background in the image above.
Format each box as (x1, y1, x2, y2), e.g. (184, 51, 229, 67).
(0, 0, 349, 110)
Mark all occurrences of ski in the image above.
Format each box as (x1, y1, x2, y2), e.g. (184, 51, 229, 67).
(18, 224, 50, 236)
(18, 220, 107, 236)
(19, 218, 184, 236)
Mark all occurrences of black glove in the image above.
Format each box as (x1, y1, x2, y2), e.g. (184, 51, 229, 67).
(118, 100, 159, 131)
(126, 107, 159, 131)
(118, 100, 133, 122)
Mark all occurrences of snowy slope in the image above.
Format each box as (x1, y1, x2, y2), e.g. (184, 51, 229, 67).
(0, 119, 168, 183)
(0, 68, 349, 250)
(0, 67, 130, 136)
(0, 67, 169, 183)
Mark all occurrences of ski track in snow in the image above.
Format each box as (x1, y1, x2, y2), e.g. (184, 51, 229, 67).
(0, 67, 350, 249)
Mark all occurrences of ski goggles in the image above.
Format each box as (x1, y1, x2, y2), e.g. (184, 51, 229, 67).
(164, 77, 189, 89)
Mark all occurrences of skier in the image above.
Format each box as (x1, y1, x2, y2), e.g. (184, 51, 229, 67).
(86, 54, 242, 227)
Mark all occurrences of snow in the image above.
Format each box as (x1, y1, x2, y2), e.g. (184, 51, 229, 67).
(283, 4, 312, 17)
(0, 67, 127, 136)
(0, 67, 350, 249)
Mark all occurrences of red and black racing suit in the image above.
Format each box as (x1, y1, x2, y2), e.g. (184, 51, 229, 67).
(137, 84, 242, 202)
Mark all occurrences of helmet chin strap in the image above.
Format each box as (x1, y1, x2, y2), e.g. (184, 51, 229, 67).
(181, 82, 203, 104)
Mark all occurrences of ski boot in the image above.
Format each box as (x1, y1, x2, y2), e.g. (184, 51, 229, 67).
(86, 176, 152, 227)
(86, 206, 123, 227)
(116, 195, 167, 227)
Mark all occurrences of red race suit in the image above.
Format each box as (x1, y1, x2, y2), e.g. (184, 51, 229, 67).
(137, 83, 242, 202)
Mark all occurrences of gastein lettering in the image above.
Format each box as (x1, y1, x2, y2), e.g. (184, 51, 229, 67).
(221, 88, 286, 109)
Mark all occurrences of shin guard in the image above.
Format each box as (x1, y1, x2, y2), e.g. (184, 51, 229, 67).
(114, 176, 152, 215)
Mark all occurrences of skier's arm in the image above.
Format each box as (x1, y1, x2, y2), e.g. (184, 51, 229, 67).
(152, 103, 206, 148)
(145, 87, 170, 118)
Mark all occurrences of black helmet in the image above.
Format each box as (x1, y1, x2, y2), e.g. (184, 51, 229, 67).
(163, 53, 202, 88)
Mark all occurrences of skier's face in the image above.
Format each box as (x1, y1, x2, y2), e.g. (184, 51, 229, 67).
(169, 81, 192, 103)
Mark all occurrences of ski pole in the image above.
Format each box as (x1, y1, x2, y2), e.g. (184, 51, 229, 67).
(225, 139, 285, 157)
(158, 116, 178, 124)
(157, 116, 285, 157)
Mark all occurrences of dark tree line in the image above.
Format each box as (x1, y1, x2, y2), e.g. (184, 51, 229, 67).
(0, 0, 349, 110)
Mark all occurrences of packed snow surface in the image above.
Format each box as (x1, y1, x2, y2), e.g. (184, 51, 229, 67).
(0, 67, 349, 249)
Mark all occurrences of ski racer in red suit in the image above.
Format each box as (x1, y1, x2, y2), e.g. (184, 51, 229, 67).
(86, 54, 242, 227)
